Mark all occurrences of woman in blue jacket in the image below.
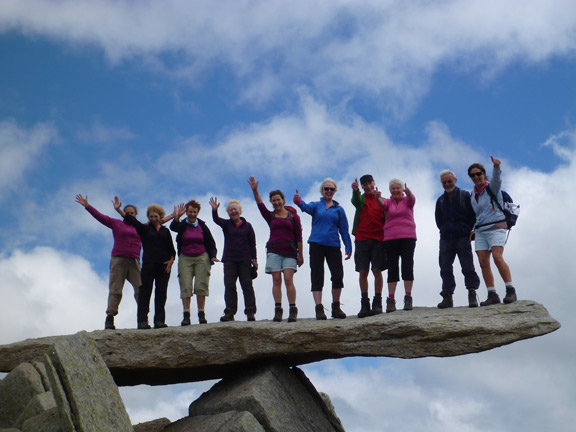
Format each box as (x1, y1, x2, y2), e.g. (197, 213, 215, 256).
(468, 156, 517, 306)
(293, 178, 352, 320)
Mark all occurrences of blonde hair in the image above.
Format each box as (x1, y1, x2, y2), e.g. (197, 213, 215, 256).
(147, 204, 166, 219)
(226, 199, 242, 212)
(320, 178, 338, 194)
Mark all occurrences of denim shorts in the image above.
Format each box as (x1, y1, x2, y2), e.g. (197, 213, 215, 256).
(265, 252, 298, 273)
(475, 228, 507, 251)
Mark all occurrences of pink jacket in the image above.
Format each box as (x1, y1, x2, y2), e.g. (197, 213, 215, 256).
(86, 205, 142, 259)
(380, 195, 417, 241)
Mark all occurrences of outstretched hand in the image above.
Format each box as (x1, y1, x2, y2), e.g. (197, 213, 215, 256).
(293, 189, 301, 205)
(209, 197, 220, 211)
(490, 155, 501, 167)
(374, 187, 381, 199)
(351, 178, 359, 192)
(248, 176, 259, 191)
(112, 196, 122, 211)
(75, 194, 88, 208)
(173, 203, 186, 219)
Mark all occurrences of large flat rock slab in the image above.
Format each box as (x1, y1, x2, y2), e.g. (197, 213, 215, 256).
(0, 301, 560, 386)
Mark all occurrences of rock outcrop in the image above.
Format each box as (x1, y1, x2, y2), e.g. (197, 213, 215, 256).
(0, 301, 560, 386)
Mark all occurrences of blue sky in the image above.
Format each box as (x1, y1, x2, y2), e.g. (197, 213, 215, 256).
(1, 1, 576, 431)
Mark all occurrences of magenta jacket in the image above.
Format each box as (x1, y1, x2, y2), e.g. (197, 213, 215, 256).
(380, 195, 417, 241)
(85, 205, 141, 259)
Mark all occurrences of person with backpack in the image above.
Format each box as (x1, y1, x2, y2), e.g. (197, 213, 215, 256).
(293, 178, 352, 320)
(468, 156, 517, 306)
(248, 177, 303, 322)
(434, 170, 481, 308)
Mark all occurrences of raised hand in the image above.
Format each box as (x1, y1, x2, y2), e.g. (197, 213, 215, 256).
(374, 187, 382, 200)
(209, 196, 220, 211)
(248, 176, 259, 190)
(293, 189, 301, 205)
(174, 203, 186, 219)
(112, 196, 122, 211)
(490, 155, 501, 167)
(75, 194, 89, 208)
(351, 178, 359, 191)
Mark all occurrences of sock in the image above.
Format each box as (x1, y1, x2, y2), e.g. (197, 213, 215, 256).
(374, 293, 382, 299)
(487, 287, 496, 292)
(361, 292, 369, 300)
(198, 309, 204, 312)
(405, 292, 411, 297)
(275, 303, 281, 308)
(289, 303, 296, 307)
(184, 309, 190, 313)
(388, 294, 395, 299)
(505, 282, 514, 288)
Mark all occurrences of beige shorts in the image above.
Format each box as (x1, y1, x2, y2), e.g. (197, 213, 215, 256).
(178, 253, 211, 297)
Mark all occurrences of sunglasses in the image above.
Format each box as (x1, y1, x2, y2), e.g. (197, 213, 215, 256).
(469, 172, 484, 178)
(324, 187, 336, 191)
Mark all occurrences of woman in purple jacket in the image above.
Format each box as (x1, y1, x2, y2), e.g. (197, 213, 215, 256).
(248, 176, 303, 323)
(75, 194, 141, 330)
(376, 179, 417, 313)
(210, 197, 258, 322)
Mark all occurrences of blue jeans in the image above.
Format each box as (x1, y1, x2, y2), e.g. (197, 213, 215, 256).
(439, 237, 480, 293)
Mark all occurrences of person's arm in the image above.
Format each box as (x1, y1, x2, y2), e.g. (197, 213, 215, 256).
(76, 194, 115, 228)
(169, 203, 186, 232)
(404, 184, 415, 206)
(112, 196, 126, 218)
(201, 221, 219, 264)
(163, 228, 176, 273)
(435, 197, 443, 230)
(248, 177, 263, 204)
(338, 207, 353, 259)
(351, 178, 362, 207)
(248, 223, 258, 269)
(489, 155, 503, 195)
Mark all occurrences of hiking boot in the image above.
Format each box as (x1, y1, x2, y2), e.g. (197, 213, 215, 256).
(371, 296, 383, 315)
(503, 286, 517, 304)
(386, 297, 396, 313)
(104, 314, 115, 330)
(404, 295, 413, 311)
(154, 322, 168, 329)
(468, 289, 479, 308)
(480, 291, 501, 306)
(246, 307, 256, 322)
(220, 308, 235, 322)
(273, 306, 283, 322)
(357, 297, 371, 318)
(198, 311, 207, 324)
(331, 302, 347, 319)
(315, 304, 327, 320)
(288, 306, 298, 322)
(437, 292, 453, 309)
(181, 311, 191, 326)
(137, 321, 151, 330)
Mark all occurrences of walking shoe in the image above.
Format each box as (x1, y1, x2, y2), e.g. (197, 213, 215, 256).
(181, 311, 191, 326)
(468, 289, 479, 308)
(104, 314, 115, 330)
(315, 304, 327, 320)
(437, 292, 453, 309)
(154, 322, 168, 329)
(137, 321, 151, 330)
(386, 297, 396, 313)
(503, 286, 517, 304)
(198, 311, 208, 324)
(480, 291, 501, 306)
(220, 308, 235, 322)
(245, 307, 256, 322)
(357, 297, 371, 318)
(331, 302, 347, 319)
(371, 296, 383, 315)
(273, 306, 283, 322)
(288, 306, 298, 322)
(404, 295, 413, 311)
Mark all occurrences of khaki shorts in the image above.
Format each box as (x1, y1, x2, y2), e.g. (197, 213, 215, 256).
(178, 253, 211, 297)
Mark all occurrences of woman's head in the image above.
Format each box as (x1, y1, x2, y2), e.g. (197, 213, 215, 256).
(185, 200, 201, 222)
(269, 190, 286, 210)
(320, 178, 337, 197)
(226, 199, 242, 221)
(146, 204, 165, 226)
(389, 178, 404, 200)
(467, 163, 487, 186)
(124, 205, 138, 217)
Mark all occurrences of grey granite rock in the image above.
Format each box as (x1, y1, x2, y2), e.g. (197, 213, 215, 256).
(165, 411, 265, 432)
(14, 391, 57, 429)
(0, 362, 46, 428)
(0, 301, 561, 386)
(133, 417, 171, 432)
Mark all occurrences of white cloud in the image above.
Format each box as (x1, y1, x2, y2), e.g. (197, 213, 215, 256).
(1, 0, 574, 110)
(0, 119, 57, 201)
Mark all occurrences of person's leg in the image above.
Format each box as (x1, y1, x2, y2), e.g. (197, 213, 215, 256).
(137, 263, 154, 327)
(223, 261, 240, 314)
(236, 260, 256, 312)
(126, 258, 142, 304)
(455, 237, 480, 290)
(107, 257, 126, 317)
(439, 239, 457, 294)
(153, 263, 170, 327)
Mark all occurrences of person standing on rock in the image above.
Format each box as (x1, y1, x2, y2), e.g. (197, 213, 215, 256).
(375, 179, 416, 313)
(170, 200, 218, 325)
(293, 178, 352, 320)
(209, 196, 258, 322)
(351, 175, 387, 318)
(248, 177, 303, 323)
(435, 170, 480, 308)
(75, 194, 142, 330)
(468, 156, 517, 306)
(116, 199, 176, 329)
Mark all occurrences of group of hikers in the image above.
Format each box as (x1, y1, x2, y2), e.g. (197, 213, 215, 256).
(76, 155, 517, 330)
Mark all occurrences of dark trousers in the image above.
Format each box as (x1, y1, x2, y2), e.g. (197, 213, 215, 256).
(224, 261, 256, 314)
(384, 238, 416, 283)
(439, 237, 480, 293)
(309, 242, 344, 292)
(138, 262, 170, 324)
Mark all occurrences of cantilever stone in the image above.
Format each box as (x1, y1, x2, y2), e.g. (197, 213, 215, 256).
(0, 300, 560, 386)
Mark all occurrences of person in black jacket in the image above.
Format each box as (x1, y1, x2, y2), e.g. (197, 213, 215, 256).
(170, 200, 218, 325)
(435, 170, 480, 308)
(120, 201, 176, 329)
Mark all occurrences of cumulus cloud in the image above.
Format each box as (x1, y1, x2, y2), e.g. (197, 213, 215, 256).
(0, 119, 57, 201)
(1, 0, 574, 111)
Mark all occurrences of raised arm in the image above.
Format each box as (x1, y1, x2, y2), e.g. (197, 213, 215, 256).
(113, 196, 126, 217)
(248, 176, 263, 204)
(75, 194, 89, 208)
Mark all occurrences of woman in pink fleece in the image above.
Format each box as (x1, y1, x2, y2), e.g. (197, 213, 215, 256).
(376, 179, 417, 313)
(75, 194, 142, 330)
